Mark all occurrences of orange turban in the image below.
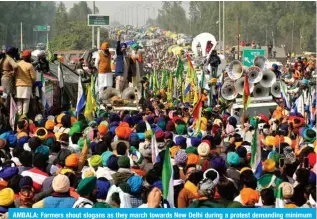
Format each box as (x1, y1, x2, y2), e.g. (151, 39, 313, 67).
(170, 146, 181, 158)
(101, 42, 109, 50)
(65, 154, 79, 168)
(98, 124, 108, 136)
(70, 117, 77, 126)
(240, 188, 260, 206)
(187, 153, 199, 165)
(45, 120, 55, 131)
(115, 122, 132, 140)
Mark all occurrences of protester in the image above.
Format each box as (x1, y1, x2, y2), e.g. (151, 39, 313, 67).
(15, 50, 36, 116)
(0, 25, 315, 211)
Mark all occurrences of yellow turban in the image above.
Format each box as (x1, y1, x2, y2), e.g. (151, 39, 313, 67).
(263, 159, 276, 172)
(265, 136, 275, 146)
(0, 188, 14, 206)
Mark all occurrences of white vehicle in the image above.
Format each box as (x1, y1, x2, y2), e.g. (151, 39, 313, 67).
(230, 96, 277, 117)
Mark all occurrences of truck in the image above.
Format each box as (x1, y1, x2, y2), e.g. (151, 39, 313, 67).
(230, 96, 277, 117)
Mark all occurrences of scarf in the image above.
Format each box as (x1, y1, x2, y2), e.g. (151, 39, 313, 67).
(19, 189, 35, 207)
(184, 181, 200, 198)
(112, 171, 134, 185)
(51, 191, 71, 198)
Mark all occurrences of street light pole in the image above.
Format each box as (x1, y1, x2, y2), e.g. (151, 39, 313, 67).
(92, 1, 95, 49)
(237, 17, 240, 60)
(20, 22, 23, 51)
(222, 0, 225, 55)
(219, 1, 221, 53)
(291, 20, 294, 54)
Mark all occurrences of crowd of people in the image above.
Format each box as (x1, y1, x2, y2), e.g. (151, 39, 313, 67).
(0, 27, 316, 217)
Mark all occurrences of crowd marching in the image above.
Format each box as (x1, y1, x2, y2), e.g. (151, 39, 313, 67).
(0, 24, 315, 216)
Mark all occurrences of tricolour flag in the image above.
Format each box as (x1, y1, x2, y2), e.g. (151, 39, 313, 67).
(243, 74, 251, 110)
(280, 81, 290, 109)
(76, 75, 86, 115)
(162, 148, 174, 208)
(275, 187, 284, 208)
(57, 61, 64, 88)
(9, 95, 18, 130)
(250, 118, 262, 179)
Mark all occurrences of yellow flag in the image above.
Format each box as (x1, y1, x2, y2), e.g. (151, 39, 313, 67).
(84, 84, 94, 121)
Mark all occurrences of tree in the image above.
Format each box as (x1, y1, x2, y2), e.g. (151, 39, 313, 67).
(68, 1, 92, 22)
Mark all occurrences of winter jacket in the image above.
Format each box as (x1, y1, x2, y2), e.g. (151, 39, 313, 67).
(33, 196, 76, 208)
(208, 55, 221, 67)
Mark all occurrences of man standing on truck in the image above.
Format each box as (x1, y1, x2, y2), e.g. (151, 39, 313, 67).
(207, 50, 221, 78)
(115, 32, 128, 94)
(0, 47, 18, 108)
(95, 41, 112, 95)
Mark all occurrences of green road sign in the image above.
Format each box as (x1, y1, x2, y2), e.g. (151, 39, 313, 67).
(88, 15, 109, 26)
(33, 25, 50, 31)
(242, 49, 265, 67)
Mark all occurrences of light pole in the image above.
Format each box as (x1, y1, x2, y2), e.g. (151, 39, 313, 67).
(218, 1, 221, 53)
(291, 20, 295, 54)
(222, 0, 225, 55)
(92, 1, 95, 49)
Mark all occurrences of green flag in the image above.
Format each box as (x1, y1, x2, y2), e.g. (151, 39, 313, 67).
(161, 68, 168, 89)
(162, 148, 174, 207)
(175, 56, 184, 80)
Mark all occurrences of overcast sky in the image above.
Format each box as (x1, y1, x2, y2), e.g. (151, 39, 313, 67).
(62, 1, 190, 26)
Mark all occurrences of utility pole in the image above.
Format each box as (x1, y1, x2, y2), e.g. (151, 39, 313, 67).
(219, 1, 221, 53)
(20, 22, 23, 51)
(143, 6, 146, 26)
(131, 6, 134, 27)
(222, 1, 225, 56)
(136, 5, 139, 27)
(291, 20, 294, 54)
(237, 17, 240, 60)
(299, 29, 302, 52)
(265, 25, 267, 46)
(92, 1, 95, 49)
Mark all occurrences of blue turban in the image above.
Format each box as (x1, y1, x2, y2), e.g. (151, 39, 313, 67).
(175, 136, 187, 148)
(137, 133, 145, 141)
(191, 137, 201, 147)
(6, 46, 14, 54)
(7, 134, 17, 147)
(0, 167, 19, 180)
(152, 180, 162, 191)
(17, 136, 29, 147)
(35, 145, 50, 158)
(120, 43, 127, 48)
(272, 64, 278, 70)
(96, 178, 111, 199)
(101, 151, 113, 167)
(127, 175, 143, 194)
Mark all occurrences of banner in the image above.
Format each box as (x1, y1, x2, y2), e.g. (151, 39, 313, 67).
(9, 208, 316, 219)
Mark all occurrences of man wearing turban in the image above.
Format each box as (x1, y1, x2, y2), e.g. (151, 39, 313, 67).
(15, 50, 36, 116)
(115, 32, 128, 93)
(0, 47, 18, 108)
(95, 41, 112, 95)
